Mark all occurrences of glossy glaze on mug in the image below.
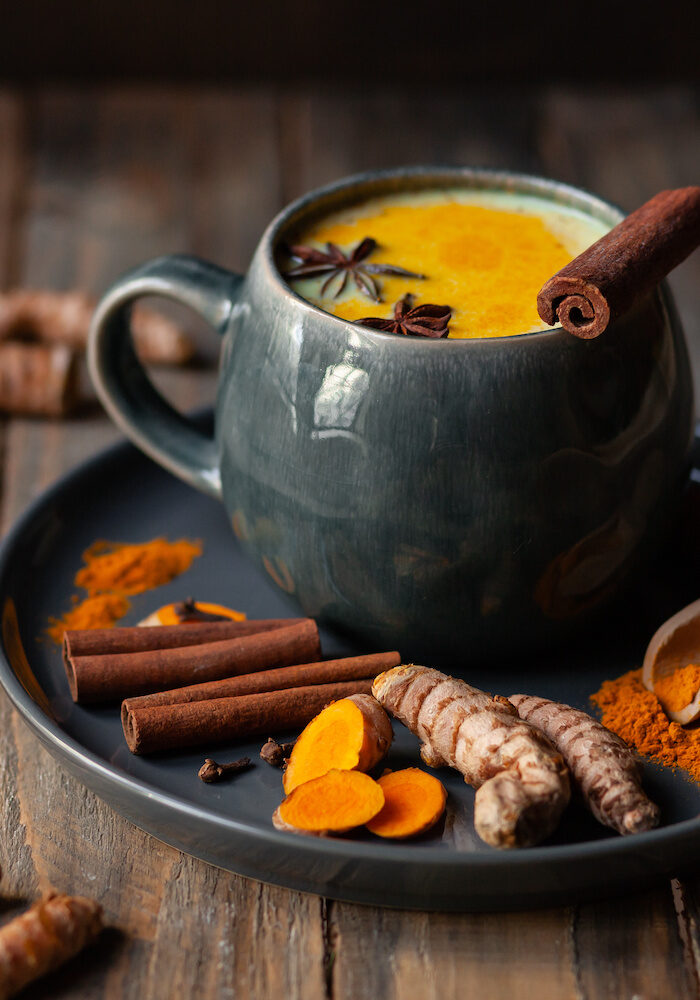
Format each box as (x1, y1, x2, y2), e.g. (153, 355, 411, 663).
(90, 168, 695, 661)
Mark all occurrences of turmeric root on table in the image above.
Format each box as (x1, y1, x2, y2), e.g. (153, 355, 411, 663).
(372, 665, 570, 848)
(366, 767, 447, 839)
(509, 694, 660, 835)
(283, 693, 393, 794)
(0, 290, 194, 365)
(0, 342, 79, 416)
(0, 892, 102, 999)
(273, 768, 385, 835)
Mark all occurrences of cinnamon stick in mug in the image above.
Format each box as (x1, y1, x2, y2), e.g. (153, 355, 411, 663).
(63, 617, 306, 660)
(65, 620, 320, 703)
(537, 186, 700, 339)
(123, 679, 374, 754)
(122, 650, 401, 715)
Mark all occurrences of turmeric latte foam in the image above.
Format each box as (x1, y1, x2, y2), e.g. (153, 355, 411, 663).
(286, 190, 610, 339)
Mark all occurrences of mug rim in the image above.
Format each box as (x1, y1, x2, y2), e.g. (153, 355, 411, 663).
(257, 165, 626, 347)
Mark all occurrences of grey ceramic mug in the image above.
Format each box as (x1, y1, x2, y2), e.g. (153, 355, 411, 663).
(89, 167, 695, 660)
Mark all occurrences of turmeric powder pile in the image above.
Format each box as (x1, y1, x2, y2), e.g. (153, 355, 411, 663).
(47, 537, 202, 642)
(591, 668, 700, 783)
(653, 663, 700, 714)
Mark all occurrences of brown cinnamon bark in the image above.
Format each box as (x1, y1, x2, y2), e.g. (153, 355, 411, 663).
(121, 651, 400, 715)
(537, 187, 700, 339)
(65, 620, 320, 703)
(63, 617, 306, 661)
(123, 679, 374, 754)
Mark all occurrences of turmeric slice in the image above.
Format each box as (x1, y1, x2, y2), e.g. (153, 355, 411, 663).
(509, 694, 660, 835)
(372, 664, 570, 849)
(283, 693, 393, 794)
(366, 767, 447, 839)
(139, 598, 245, 626)
(273, 768, 385, 835)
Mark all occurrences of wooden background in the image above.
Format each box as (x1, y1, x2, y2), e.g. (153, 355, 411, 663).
(0, 85, 699, 998)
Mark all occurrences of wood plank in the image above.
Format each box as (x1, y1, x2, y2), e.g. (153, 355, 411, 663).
(0, 89, 40, 907)
(278, 85, 543, 204)
(538, 85, 700, 394)
(574, 888, 697, 999)
(330, 903, 578, 1000)
(0, 87, 327, 1000)
(185, 89, 282, 274)
(0, 90, 25, 287)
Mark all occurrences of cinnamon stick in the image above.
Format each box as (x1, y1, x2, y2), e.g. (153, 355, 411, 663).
(122, 651, 400, 716)
(122, 679, 374, 754)
(65, 619, 320, 703)
(537, 187, 700, 339)
(63, 617, 305, 660)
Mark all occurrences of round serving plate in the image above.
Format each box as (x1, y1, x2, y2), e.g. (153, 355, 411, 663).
(1, 421, 700, 912)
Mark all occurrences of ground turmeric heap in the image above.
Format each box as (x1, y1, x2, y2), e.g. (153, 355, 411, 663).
(591, 668, 700, 783)
(652, 663, 700, 715)
(47, 537, 202, 643)
(75, 538, 201, 596)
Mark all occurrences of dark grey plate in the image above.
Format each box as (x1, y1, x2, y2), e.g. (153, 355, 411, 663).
(2, 422, 700, 912)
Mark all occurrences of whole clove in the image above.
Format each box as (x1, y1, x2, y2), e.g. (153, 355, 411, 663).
(260, 737, 296, 768)
(198, 756, 252, 783)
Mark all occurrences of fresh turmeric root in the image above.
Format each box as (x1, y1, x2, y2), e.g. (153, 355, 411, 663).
(0, 289, 194, 365)
(0, 892, 102, 999)
(283, 693, 393, 794)
(0, 342, 79, 416)
(509, 694, 660, 835)
(372, 665, 570, 848)
(273, 768, 385, 835)
(366, 767, 447, 839)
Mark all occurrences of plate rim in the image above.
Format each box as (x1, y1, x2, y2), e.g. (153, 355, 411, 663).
(1, 425, 699, 908)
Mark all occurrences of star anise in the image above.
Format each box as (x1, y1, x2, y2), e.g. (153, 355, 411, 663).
(356, 294, 452, 339)
(284, 237, 424, 302)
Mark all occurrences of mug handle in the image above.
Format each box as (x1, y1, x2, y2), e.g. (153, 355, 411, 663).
(88, 254, 243, 500)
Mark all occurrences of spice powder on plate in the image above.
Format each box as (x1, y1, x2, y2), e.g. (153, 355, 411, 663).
(591, 668, 700, 783)
(46, 537, 202, 642)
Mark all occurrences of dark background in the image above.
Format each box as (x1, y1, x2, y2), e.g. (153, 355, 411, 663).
(2, 0, 698, 84)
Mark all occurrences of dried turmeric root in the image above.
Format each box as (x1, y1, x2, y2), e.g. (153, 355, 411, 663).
(0, 892, 102, 999)
(0, 342, 79, 417)
(366, 767, 447, 839)
(0, 289, 194, 365)
(283, 693, 393, 794)
(372, 665, 570, 848)
(509, 694, 660, 835)
(273, 768, 385, 835)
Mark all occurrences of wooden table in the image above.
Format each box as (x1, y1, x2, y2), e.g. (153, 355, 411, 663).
(0, 85, 699, 999)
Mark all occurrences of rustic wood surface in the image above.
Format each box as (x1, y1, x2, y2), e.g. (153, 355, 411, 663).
(0, 86, 698, 999)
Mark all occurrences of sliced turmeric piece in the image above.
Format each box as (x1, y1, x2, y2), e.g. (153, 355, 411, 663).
(366, 767, 447, 839)
(138, 599, 245, 626)
(283, 693, 393, 794)
(273, 768, 385, 835)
